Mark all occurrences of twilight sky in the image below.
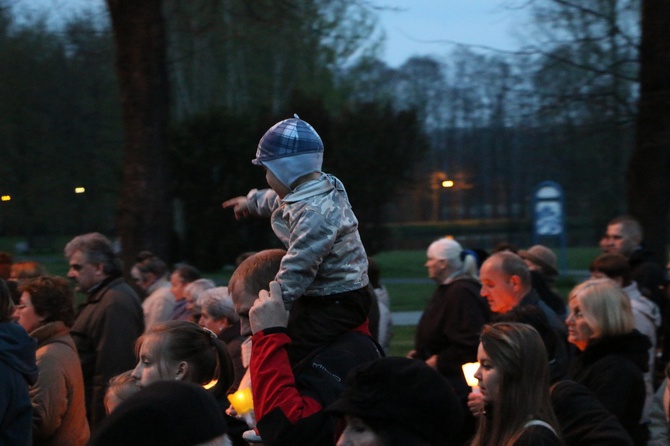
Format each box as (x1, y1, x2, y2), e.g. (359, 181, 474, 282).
(15, 0, 525, 67)
(377, 0, 525, 67)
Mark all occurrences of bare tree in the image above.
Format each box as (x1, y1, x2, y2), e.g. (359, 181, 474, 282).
(627, 0, 670, 263)
(106, 0, 173, 271)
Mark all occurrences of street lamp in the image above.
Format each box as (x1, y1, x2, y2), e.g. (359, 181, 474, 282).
(0, 195, 10, 202)
(431, 172, 455, 221)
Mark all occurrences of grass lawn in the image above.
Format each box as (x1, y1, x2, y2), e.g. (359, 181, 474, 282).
(387, 325, 417, 357)
(5, 241, 602, 354)
(375, 246, 602, 356)
(373, 247, 600, 312)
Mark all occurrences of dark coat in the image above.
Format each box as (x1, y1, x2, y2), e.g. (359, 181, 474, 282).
(0, 322, 38, 446)
(551, 379, 634, 446)
(414, 276, 490, 396)
(519, 289, 567, 338)
(71, 276, 144, 432)
(629, 247, 667, 311)
(567, 330, 649, 446)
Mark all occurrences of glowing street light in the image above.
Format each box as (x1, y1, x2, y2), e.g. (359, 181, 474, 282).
(1, 195, 10, 202)
(442, 180, 454, 188)
(74, 187, 86, 194)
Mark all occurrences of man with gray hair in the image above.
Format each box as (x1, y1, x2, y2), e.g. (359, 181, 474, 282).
(479, 250, 570, 373)
(65, 232, 144, 432)
(479, 251, 564, 330)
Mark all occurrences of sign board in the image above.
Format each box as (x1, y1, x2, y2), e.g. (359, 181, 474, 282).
(532, 181, 567, 271)
(534, 183, 563, 236)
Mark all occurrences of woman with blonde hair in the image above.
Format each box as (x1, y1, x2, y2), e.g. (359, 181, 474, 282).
(471, 322, 561, 446)
(566, 278, 649, 445)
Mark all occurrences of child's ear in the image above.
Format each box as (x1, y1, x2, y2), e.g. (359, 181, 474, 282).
(175, 361, 189, 381)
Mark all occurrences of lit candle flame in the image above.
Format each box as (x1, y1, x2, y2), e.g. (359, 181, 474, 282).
(462, 362, 480, 392)
(227, 387, 253, 415)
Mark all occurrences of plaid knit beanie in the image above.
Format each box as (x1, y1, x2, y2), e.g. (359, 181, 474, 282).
(252, 114, 324, 189)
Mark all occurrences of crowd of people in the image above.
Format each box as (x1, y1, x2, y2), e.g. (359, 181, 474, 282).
(1, 116, 670, 446)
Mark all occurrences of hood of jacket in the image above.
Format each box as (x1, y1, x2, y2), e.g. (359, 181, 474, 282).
(0, 322, 38, 385)
(283, 173, 350, 204)
(583, 329, 651, 373)
(30, 320, 76, 350)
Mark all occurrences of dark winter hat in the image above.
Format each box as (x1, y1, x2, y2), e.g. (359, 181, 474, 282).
(252, 114, 324, 189)
(327, 357, 463, 445)
(519, 244, 558, 276)
(90, 381, 227, 446)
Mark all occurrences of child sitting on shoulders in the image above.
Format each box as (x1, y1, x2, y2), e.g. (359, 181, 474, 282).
(223, 115, 372, 363)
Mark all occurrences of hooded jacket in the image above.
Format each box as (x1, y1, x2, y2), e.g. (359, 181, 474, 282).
(246, 173, 368, 307)
(568, 330, 650, 445)
(0, 322, 38, 445)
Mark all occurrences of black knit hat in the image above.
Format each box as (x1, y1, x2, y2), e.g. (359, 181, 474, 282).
(90, 381, 227, 446)
(327, 357, 463, 445)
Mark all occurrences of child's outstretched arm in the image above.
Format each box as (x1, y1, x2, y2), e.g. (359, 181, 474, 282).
(222, 196, 250, 220)
(223, 189, 281, 220)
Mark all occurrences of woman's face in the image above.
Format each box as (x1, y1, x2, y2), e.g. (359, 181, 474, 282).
(16, 291, 44, 334)
(425, 257, 447, 283)
(336, 416, 384, 446)
(474, 343, 500, 404)
(131, 336, 177, 387)
(198, 309, 227, 334)
(565, 297, 596, 351)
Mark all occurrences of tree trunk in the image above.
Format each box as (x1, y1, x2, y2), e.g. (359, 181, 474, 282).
(627, 0, 670, 264)
(106, 0, 173, 272)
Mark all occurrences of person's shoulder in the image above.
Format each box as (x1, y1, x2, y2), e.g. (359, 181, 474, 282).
(307, 333, 382, 377)
(629, 250, 666, 273)
(515, 424, 562, 446)
(446, 276, 482, 292)
(297, 335, 382, 404)
(0, 321, 29, 339)
(104, 278, 140, 302)
(583, 340, 646, 374)
(322, 332, 381, 357)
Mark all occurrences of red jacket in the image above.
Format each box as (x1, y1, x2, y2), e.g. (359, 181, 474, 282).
(250, 324, 382, 446)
